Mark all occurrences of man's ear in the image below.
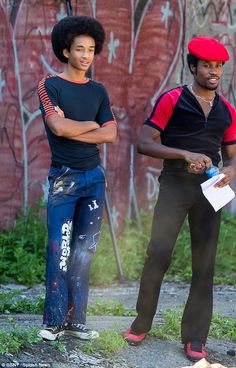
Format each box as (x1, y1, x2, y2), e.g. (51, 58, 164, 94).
(63, 48, 70, 59)
(190, 64, 196, 75)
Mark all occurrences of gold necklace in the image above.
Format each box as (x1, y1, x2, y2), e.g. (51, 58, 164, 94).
(189, 84, 215, 107)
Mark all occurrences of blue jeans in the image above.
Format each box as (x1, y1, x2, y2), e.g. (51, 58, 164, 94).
(43, 164, 105, 326)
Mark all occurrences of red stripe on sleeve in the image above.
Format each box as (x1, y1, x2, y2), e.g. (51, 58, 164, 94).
(101, 120, 117, 127)
(38, 76, 57, 120)
(221, 96, 236, 143)
(149, 87, 183, 131)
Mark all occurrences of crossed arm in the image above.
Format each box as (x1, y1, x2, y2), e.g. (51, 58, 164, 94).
(46, 107, 117, 144)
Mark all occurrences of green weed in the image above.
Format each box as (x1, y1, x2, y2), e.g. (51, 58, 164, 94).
(210, 314, 236, 340)
(165, 211, 236, 285)
(0, 204, 47, 286)
(0, 324, 42, 354)
(90, 211, 151, 285)
(0, 205, 236, 286)
(0, 308, 235, 356)
(92, 211, 236, 285)
(150, 308, 236, 342)
(50, 340, 67, 352)
(87, 298, 136, 317)
(78, 310, 236, 356)
(150, 309, 181, 341)
(0, 292, 135, 317)
(81, 329, 128, 355)
(0, 290, 44, 314)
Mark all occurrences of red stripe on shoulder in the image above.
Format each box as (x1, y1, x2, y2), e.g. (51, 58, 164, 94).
(220, 96, 236, 143)
(220, 95, 235, 116)
(149, 87, 183, 131)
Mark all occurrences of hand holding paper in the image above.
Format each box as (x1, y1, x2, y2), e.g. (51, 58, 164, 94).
(201, 173, 235, 212)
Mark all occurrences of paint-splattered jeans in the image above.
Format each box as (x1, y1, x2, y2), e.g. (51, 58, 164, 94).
(43, 164, 105, 326)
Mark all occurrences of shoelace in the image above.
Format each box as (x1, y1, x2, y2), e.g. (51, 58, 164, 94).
(47, 326, 60, 332)
(71, 323, 87, 330)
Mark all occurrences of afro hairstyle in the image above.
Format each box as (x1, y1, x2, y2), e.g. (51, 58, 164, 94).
(51, 15, 105, 63)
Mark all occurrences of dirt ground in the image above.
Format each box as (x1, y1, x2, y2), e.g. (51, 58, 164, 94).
(0, 281, 235, 368)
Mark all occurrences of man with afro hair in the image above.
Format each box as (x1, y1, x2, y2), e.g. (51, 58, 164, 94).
(38, 15, 117, 341)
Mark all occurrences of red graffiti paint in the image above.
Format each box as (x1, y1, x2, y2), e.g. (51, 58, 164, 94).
(0, 1, 190, 229)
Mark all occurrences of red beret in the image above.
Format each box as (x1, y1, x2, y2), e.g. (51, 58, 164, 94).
(188, 36, 229, 62)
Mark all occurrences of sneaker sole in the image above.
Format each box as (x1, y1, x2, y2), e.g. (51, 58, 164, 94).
(39, 330, 65, 341)
(186, 355, 205, 363)
(124, 337, 146, 346)
(126, 340, 143, 346)
(65, 330, 99, 340)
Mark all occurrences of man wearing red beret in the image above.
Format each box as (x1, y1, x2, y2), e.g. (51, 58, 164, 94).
(124, 36, 236, 361)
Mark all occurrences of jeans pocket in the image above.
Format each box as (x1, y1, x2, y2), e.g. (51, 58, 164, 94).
(48, 166, 69, 182)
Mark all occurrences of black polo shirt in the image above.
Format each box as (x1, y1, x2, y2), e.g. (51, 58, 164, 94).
(38, 75, 115, 170)
(145, 85, 236, 165)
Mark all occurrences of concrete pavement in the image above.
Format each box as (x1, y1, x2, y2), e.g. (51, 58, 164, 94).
(0, 281, 235, 368)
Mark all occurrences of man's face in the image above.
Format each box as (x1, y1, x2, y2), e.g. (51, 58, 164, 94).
(191, 60, 223, 90)
(63, 35, 95, 72)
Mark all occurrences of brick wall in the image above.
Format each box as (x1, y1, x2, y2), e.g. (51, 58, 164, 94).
(1, 0, 236, 229)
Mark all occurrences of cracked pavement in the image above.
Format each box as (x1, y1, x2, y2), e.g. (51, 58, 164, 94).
(0, 281, 235, 368)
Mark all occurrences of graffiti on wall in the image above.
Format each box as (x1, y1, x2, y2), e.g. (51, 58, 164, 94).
(190, 0, 236, 105)
(0, 0, 236, 230)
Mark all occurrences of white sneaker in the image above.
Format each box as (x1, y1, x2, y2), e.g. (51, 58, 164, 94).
(39, 325, 65, 341)
(65, 323, 99, 339)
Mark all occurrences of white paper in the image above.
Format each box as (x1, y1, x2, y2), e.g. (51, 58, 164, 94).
(201, 173, 235, 212)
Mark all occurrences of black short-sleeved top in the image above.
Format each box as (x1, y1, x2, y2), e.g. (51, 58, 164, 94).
(145, 85, 236, 165)
(38, 75, 115, 170)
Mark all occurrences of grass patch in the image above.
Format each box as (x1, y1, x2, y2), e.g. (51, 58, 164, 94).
(0, 293, 135, 317)
(81, 329, 128, 355)
(79, 309, 236, 356)
(0, 325, 65, 355)
(0, 205, 236, 286)
(50, 340, 67, 352)
(150, 308, 236, 342)
(167, 211, 236, 285)
(150, 309, 181, 341)
(0, 324, 42, 354)
(0, 290, 44, 314)
(90, 212, 150, 285)
(210, 314, 236, 340)
(87, 298, 136, 317)
(0, 204, 47, 286)
(0, 307, 235, 356)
